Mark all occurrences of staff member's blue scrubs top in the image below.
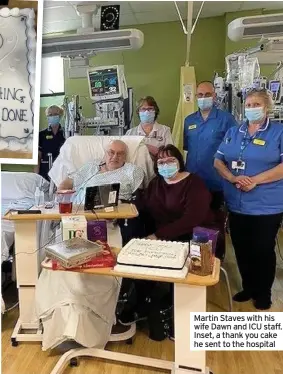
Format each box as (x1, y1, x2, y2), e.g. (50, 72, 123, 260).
(38, 125, 65, 181)
(184, 106, 238, 191)
(215, 119, 283, 215)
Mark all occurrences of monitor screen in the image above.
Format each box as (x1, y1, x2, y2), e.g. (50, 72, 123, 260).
(269, 81, 280, 92)
(88, 68, 119, 97)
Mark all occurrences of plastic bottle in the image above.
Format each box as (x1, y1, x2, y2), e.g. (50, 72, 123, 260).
(35, 187, 41, 207)
(39, 189, 45, 206)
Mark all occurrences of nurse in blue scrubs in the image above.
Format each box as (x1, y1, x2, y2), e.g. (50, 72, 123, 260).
(34, 105, 65, 181)
(183, 81, 238, 258)
(214, 89, 283, 310)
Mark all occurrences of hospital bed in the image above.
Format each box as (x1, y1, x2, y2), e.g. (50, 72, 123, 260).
(37, 135, 155, 350)
(49, 135, 154, 188)
(1, 172, 54, 314)
(7, 135, 155, 348)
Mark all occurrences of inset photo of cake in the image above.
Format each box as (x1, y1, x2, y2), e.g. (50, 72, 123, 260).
(0, 0, 42, 163)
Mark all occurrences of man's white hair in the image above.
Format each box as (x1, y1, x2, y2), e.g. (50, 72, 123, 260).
(104, 139, 129, 160)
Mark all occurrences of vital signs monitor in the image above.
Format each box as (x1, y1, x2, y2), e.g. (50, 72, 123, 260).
(87, 65, 127, 101)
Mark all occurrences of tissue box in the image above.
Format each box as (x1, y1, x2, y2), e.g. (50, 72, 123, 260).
(87, 220, 107, 243)
(62, 215, 87, 241)
(193, 227, 219, 255)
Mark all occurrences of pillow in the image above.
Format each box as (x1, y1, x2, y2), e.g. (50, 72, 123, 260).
(49, 135, 155, 187)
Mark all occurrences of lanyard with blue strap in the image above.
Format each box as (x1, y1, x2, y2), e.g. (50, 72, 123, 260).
(238, 120, 266, 162)
(234, 121, 265, 173)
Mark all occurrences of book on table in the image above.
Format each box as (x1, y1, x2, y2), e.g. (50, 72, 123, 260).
(45, 237, 104, 268)
(51, 242, 116, 270)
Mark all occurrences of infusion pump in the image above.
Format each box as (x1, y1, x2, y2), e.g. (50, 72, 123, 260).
(269, 80, 283, 104)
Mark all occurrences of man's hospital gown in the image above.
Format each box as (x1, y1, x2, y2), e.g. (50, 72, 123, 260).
(35, 161, 144, 351)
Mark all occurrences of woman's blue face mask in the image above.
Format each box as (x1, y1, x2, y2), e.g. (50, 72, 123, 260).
(157, 162, 179, 179)
(139, 110, 155, 124)
(47, 115, 60, 127)
(244, 107, 265, 122)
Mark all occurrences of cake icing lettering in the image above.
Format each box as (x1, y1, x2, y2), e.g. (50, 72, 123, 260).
(0, 8, 36, 152)
(0, 87, 26, 103)
(125, 241, 179, 260)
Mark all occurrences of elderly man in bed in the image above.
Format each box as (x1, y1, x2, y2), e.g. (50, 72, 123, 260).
(35, 140, 146, 351)
(59, 139, 144, 201)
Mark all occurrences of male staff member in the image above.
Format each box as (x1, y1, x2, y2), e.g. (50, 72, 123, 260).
(183, 81, 238, 258)
(34, 105, 65, 181)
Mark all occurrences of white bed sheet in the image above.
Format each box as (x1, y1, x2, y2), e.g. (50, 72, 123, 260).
(1, 172, 52, 265)
(2, 198, 53, 265)
(36, 222, 122, 351)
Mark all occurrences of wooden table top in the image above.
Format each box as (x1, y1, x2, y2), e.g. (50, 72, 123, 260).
(0, 150, 32, 160)
(3, 203, 139, 221)
(41, 249, 220, 287)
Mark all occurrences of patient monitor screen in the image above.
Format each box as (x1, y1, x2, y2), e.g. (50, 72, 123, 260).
(88, 68, 120, 98)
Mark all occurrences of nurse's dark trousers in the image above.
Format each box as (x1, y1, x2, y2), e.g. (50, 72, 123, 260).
(210, 191, 226, 260)
(229, 212, 282, 299)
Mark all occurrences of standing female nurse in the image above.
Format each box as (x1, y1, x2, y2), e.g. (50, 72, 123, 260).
(35, 105, 65, 181)
(126, 96, 173, 158)
(214, 89, 283, 310)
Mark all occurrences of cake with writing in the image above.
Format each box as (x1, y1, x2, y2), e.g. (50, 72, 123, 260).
(0, 8, 36, 153)
(114, 238, 190, 278)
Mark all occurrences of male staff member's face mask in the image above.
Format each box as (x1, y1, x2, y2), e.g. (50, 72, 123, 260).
(197, 97, 214, 111)
(196, 82, 216, 111)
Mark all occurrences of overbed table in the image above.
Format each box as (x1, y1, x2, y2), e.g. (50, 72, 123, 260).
(42, 256, 220, 374)
(4, 204, 220, 374)
(3, 204, 138, 346)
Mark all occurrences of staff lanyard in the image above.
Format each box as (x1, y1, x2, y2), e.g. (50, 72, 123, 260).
(238, 124, 264, 161)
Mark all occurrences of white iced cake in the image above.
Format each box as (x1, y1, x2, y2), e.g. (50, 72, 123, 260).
(115, 238, 189, 278)
(0, 8, 36, 152)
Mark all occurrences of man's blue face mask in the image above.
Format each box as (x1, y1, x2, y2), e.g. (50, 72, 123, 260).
(197, 97, 213, 111)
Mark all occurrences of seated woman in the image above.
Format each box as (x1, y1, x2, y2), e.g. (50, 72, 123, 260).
(140, 144, 215, 241)
(118, 144, 217, 340)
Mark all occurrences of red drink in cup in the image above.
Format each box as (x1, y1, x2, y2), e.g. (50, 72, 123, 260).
(56, 190, 75, 214)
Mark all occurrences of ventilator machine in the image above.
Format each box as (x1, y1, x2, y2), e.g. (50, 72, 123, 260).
(214, 12, 283, 123)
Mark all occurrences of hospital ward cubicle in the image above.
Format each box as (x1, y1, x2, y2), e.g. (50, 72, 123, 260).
(2, 134, 221, 374)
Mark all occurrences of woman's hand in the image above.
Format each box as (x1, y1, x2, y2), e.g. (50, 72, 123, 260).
(146, 145, 159, 156)
(233, 175, 253, 187)
(237, 182, 257, 192)
(147, 234, 157, 240)
(235, 176, 257, 191)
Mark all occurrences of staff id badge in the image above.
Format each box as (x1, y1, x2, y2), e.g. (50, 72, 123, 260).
(232, 160, 246, 170)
